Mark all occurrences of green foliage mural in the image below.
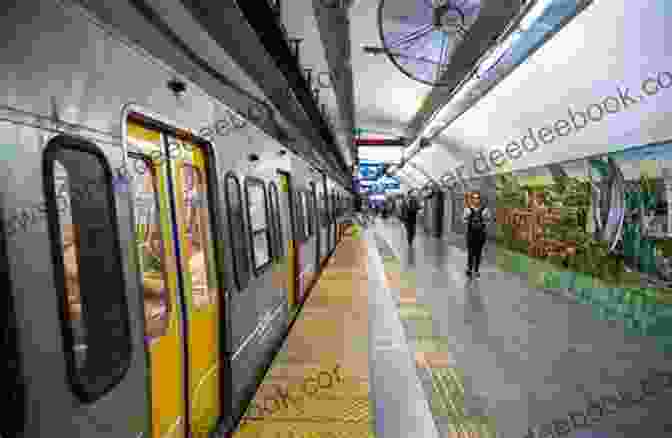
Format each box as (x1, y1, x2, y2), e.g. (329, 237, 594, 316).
(494, 169, 665, 287)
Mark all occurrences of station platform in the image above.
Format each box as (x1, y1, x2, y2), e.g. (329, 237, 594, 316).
(232, 219, 672, 438)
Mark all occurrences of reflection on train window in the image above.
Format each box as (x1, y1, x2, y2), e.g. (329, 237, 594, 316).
(225, 172, 250, 291)
(268, 182, 283, 260)
(182, 164, 217, 309)
(44, 138, 131, 402)
(129, 155, 171, 341)
(53, 161, 83, 328)
(245, 178, 271, 273)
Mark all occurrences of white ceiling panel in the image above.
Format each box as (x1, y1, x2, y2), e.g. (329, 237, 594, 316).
(411, 143, 462, 180)
(400, 163, 429, 186)
(436, 0, 671, 179)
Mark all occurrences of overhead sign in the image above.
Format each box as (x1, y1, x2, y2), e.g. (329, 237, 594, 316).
(379, 175, 400, 190)
(358, 160, 384, 180)
(355, 137, 407, 146)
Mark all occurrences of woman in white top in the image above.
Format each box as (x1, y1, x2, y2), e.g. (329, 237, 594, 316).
(462, 192, 492, 278)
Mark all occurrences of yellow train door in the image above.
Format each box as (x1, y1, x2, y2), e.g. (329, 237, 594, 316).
(166, 134, 223, 436)
(278, 172, 297, 312)
(127, 121, 188, 438)
(127, 120, 226, 438)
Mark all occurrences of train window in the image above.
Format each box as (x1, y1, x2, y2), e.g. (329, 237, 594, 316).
(245, 177, 272, 274)
(298, 193, 307, 240)
(300, 192, 310, 238)
(268, 182, 283, 260)
(307, 191, 316, 236)
(43, 136, 132, 403)
(267, 184, 276, 258)
(224, 172, 250, 291)
(129, 155, 171, 341)
(182, 164, 218, 309)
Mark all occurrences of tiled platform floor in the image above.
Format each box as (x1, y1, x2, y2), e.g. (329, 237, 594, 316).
(230, 217, 672, 438)
(233, 227, 375, 438)
(374, 218, 672, 438)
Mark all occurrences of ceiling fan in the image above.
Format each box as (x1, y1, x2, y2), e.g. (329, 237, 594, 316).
(376, 0, 482, 86)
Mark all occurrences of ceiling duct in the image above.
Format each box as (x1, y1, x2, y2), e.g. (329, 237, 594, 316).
(313, 0, 357, 166)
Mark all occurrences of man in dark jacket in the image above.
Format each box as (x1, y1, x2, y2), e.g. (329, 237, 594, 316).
(402, 195, 420, 245)
(463, 191, 492, 278)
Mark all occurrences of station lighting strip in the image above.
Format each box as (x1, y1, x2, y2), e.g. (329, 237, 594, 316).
(398, 0, 592, 190)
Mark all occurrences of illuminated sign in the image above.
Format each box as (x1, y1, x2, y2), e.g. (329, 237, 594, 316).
(379, 175, 400, 189)
(358, 160, 384, 180)
(355, 137, 406, 146)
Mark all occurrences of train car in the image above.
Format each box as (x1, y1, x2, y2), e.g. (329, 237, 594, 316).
(0, 1, 352, 438)
(285, 155, 321, 306)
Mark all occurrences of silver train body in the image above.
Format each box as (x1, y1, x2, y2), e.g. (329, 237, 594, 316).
(0, 1, 352, 437)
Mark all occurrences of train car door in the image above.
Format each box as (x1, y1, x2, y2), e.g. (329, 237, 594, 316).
(277, 171, 298, 312)
(126, 120, 227, 438)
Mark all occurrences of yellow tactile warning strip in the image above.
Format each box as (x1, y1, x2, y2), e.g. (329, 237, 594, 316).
(233, 226, 375, 438)
(378, 243, 497, 438)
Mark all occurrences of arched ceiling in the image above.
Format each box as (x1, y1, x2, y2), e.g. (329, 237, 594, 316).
(344, 0, 609, 193)
(348, 0, 530, 191)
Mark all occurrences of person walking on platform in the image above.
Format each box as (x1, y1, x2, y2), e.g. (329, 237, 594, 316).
(401, 195, 420, 246)
(463, 191, 492, 278)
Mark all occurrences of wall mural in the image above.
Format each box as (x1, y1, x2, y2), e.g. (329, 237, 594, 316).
(494, 141, 672, 290)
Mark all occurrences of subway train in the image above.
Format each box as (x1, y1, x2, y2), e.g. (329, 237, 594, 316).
(0, 1, 354, 437)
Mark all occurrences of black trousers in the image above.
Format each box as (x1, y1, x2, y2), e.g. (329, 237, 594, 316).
(467, 231, 486, 272)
